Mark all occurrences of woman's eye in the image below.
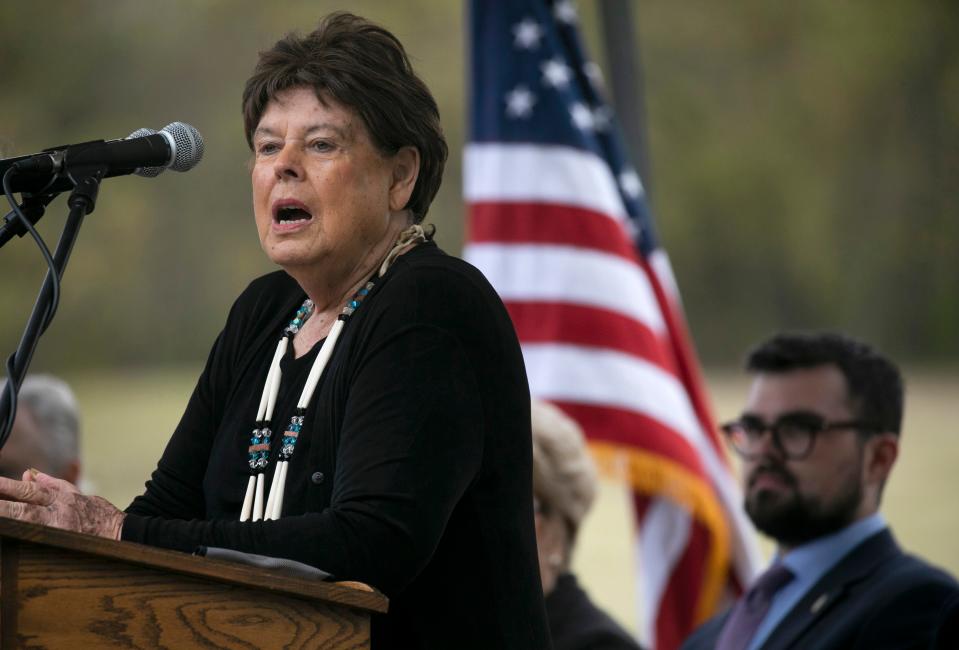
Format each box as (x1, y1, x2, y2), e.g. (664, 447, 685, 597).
(256, 142, 280, 156)
(311, 140, 333, 152)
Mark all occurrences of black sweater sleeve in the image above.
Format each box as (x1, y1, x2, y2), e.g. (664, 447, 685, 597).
(123, 271, 263, 521)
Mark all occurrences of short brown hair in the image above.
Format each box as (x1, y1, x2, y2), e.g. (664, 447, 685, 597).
(746, 331, 903, 434)
(242, 12, 448, 222)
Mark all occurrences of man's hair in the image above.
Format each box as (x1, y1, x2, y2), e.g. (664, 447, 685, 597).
(15, 375, 80, 474)
(746, 331, 903, 434)
(241, 12, 448, 222)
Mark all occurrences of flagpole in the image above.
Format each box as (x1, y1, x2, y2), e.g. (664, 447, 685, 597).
(597, 0, 654, 203)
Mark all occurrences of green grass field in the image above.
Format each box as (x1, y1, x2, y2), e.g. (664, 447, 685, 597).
(62, 365, 958, 637)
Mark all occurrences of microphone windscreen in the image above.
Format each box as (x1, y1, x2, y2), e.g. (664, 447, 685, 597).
(162, 122, 204, 172)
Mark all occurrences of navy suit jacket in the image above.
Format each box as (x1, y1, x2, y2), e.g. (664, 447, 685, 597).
(681, 529, 959, 650)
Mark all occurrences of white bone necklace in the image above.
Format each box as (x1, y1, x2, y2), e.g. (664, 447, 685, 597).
(239, 224, 427, 522)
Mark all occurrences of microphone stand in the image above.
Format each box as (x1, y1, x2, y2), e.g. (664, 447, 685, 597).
(0, 166, 105, 447)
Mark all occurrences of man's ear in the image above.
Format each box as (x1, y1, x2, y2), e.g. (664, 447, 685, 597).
(388, 146, 420, 212)
(865, 433, 898, 487)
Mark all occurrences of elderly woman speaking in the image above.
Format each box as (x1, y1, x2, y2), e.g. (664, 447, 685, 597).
(0, 13, 550, 649)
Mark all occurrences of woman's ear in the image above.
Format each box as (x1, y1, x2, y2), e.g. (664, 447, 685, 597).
(389, 146, 420, 212)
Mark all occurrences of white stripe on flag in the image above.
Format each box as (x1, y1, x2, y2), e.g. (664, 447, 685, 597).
(648, 248, 764, 586)
(649, 249, 681, 304)
(464, 143, 629, 223)
(464, 243, 665, 335)
(523, 341, 763, 583)
(637, 498, 692, 649)
(648, 254, 763, 586)
(521, 343, 701, 444)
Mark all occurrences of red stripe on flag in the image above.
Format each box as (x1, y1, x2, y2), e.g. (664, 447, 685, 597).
(504, 301, 679, 375)
(639, 255, 729, 464)
(552, 401, 708, 479)
(469, 202, 639, 261)
(654, 516, 711, 650)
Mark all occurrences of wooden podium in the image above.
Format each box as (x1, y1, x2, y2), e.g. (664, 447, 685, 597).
(0, 518, 387, 649)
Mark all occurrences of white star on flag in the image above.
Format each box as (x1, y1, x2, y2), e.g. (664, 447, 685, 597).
(592, 105, 612, 131)
(541, 57, 573, 88)
(583, 61, 604, 88)
(623, 215, 642, 242)
(619, 168, 645, 199)
(512, 18, 544, 50)
(505, 85, 536, 118)
(570, 102, 594, 131)
(554, 0, 578, 24)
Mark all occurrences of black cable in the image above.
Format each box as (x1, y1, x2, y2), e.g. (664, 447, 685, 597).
(1, 166, 62, 443)
(3, 356, 20, 444)
(3, 168, 61, 326)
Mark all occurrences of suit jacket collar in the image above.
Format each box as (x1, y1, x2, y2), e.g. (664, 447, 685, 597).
(761, 529, 901, 649)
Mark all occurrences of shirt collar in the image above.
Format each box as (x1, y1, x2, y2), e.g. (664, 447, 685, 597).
(779, 512, 887, 583)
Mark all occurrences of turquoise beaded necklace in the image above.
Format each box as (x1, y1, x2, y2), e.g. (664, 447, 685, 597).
(239, 224, 426, 522)
(239, 282, 374, 522)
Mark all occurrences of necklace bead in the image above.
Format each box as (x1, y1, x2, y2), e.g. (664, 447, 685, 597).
(243, 281, 377, 516)
(239, 225, 427, 522)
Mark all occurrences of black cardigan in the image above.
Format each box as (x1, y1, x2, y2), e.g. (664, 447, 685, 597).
(123, 242, 551, 649)
(546, 573, 643, 650)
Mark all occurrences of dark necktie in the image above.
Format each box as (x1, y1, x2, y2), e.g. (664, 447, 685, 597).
(715, 563, 795, 650)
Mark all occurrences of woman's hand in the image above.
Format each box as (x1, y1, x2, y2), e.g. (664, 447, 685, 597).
(0, 470, 124, 540)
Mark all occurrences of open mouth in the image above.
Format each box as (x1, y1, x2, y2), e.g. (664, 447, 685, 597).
(272, 201, 313, 225)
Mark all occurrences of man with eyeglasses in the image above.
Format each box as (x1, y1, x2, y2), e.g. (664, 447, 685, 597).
(682, 331, 958, 650)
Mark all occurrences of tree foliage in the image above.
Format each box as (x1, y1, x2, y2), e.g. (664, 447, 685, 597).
(0, 1, 955, 370)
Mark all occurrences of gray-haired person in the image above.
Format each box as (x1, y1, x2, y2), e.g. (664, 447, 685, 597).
(0, 375, 81, 484)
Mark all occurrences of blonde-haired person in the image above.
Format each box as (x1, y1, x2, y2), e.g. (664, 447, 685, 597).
(533, 399, 644, 650)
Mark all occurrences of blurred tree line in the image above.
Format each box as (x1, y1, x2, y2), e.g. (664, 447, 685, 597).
(0, 0, 956, 371)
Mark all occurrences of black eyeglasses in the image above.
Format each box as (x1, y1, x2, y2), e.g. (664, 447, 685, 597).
(720, 412, 877, 460)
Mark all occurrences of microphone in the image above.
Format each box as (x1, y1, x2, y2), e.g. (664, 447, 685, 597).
(0, 122, 204, 195)
(0, 122, 204, 248)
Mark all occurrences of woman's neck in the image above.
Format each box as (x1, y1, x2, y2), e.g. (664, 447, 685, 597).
(286, 214, 411, 356)
(292, 215, 410, 310)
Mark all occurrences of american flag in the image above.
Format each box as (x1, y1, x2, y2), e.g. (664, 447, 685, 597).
(463, 1, 762, 648)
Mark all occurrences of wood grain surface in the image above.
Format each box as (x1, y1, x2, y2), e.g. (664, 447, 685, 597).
(13, 544, 370, 649)
(0, 520, 386, 649)
(0, 518, 386, 615)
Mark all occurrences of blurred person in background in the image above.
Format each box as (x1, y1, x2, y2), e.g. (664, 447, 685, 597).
(533, 399, 644, 650)
(0, 375, 81, 485)
(682, 331, 959, 650)
(0, 13, 550, 649)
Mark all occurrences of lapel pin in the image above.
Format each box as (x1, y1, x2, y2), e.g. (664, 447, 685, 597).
(811, 593, 829, 614)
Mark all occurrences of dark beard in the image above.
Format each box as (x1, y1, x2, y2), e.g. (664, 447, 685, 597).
(745, 464, 863, 547)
